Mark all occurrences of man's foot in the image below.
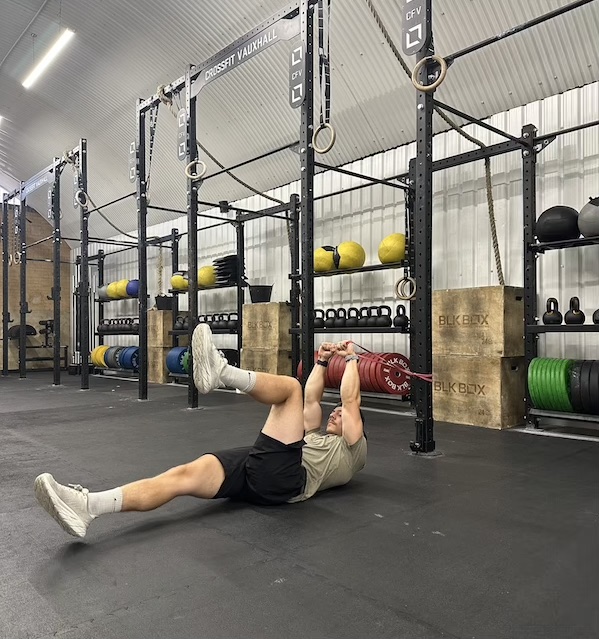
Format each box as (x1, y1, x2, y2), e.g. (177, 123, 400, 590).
(191, 323, 227, 393)
(34, 473, 96, 538)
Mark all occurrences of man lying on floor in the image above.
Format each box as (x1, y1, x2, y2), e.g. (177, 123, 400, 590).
(34, 328, 367, 538)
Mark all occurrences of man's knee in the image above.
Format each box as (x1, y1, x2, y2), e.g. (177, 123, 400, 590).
(177, 454, 225, 498)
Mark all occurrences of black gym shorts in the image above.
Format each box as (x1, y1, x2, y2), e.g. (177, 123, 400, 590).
(211, 432, 306, 506)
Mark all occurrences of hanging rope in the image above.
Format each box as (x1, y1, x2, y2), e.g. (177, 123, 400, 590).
(363, 0, 505, 285)
(157, 244, 164, 295)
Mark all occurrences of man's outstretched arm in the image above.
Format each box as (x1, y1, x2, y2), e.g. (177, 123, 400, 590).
(336, 341, 364, 446)
(303, 342, 337, 433)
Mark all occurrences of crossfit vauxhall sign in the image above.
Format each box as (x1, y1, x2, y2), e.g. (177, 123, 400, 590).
(402, 0, 430, 56)
(191, 15, 300, 97)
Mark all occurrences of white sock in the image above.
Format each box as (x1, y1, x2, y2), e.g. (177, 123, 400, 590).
(87, 487, 123, 516)
(220, 364, 257, 393)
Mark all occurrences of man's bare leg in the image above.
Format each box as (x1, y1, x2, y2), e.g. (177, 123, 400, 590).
(34, 454, 226, 538)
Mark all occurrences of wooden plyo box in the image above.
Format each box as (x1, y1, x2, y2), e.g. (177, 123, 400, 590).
(240, 348, 292, 376)
(242, 302, 291, 350)
(148, 347, 171, 384)
(433, 355, 526, 430)
(432, 286, 524, 357)
(147, 310, 173, 348)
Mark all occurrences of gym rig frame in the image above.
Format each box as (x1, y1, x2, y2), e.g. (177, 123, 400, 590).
(1, 141, 86, 385)
(9, 0, 594, 449)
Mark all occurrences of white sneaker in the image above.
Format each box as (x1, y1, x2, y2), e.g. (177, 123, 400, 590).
(191, 324, 227, 393)
(34, 473, 96, 538)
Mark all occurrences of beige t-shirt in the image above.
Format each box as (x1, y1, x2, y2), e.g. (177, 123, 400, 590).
(288, 431, 367, 502)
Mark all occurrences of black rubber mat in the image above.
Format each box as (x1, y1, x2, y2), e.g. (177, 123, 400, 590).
(1, 373, 598, 639)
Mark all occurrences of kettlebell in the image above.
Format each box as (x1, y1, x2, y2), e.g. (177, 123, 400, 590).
(542, 298, 562, 325)
(376, 305, 392, 327)
(109, 319, 118, 334)
(124, 318, 133, 333)
(132, 317, 139, 333)
(98, 320, 109, 335)
(174, 315, 184, 331)
(357, 307, 370, 328)
(314, 309, 325, 329)
(213, 314, 225, 330)
(393, 305, 410, 331)
(346, 307, 359, 328)
(218, 313, 228, 330)
(205, 314, 213, 328)
(183, 316, 190, 331)
(227, 312, 239, 331)
(335, 308, 347, 329)
(593, 308, 599, 325)
(564, 297, 585, 324)
(324, 309, 337, 329)
(367, 306, 379, 327)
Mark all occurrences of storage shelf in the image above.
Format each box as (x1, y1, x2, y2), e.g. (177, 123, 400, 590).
(527, 324, 599, 333)
(530, 409, 599, 424)
(95, 331, 139, 336)
(169, 283, 239, 294)
(169, 329, 237, 336)
(530, 236, 599, 252)
(290, 261, 409, 279)
(290, 327, 408, 334)
(95, 298, 139, 303)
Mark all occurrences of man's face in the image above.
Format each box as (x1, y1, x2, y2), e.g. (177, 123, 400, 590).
(325, 406, 343, 436)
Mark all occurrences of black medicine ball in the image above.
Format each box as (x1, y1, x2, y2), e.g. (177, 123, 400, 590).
(535, 206, 580, 242)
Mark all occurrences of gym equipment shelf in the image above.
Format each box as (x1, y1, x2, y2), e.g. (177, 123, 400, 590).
(527, 325, 599, 333)
(168, 283, 239, 294)
(290, 261, 408, 279)
(529, 408, 599, 423)
(169, 329, 236, 336)
(290, 327, 409, 334)
(530, 236, 599, 253)
(95, 331, 140, 336)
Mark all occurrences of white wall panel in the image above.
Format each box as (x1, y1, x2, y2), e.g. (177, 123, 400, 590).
(83, 83, 599, 359)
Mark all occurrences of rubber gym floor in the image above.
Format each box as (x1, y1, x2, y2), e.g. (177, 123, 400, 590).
(1, 373, 598, 639)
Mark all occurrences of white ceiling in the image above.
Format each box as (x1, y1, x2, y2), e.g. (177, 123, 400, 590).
(0, 0, 598, 242)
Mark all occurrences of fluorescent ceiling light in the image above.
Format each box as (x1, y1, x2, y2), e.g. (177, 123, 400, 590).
(22, 28, 74, 89)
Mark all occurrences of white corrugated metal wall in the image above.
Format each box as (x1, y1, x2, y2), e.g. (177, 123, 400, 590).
(86, 82, 599, 359)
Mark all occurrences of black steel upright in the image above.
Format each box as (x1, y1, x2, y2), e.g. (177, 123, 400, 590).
(235, 219, 245, 357)
(171, 229, 180, 347)
(299, 0, 315, 384)
(289, 193, 301, 375)
(78, 139, 90, 390)
(522, 124, 539, 426)
(52, 158, 62, 384)
(18, 188, 27, 379)
(186, 68, 200, 409)
(409, 0, 435, 453)
(136, 99, 149, 400)
(2, 197, 9, 376)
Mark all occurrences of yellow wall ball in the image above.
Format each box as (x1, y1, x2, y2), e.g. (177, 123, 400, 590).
(171, 274, 188, 291)
(337, 241, 366, 269)
(378, 233, 406, 264)
(314, 247, 335, 272)
(115, 279, 129, 298)
(106, 282, 120, 299)
(198, 265, 216, 287)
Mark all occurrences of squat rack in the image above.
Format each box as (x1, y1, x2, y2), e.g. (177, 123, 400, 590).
(401, 0, 597, 452)
(1, 140, 86, 384)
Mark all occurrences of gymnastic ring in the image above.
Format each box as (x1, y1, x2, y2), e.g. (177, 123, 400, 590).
(13, 252, 21, 265)
(156, 84, 172, 106)
(395, 276, 416, 301)
(185, 160, 207, 181)
(411, 55, 448, 93)
(312, 122, 337, 154)
(74, 189, 89, 208)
